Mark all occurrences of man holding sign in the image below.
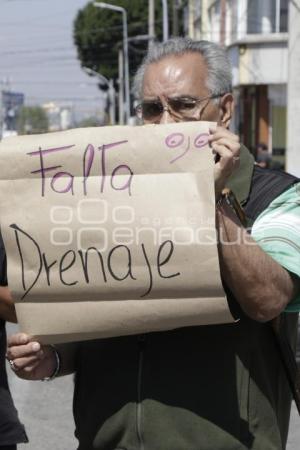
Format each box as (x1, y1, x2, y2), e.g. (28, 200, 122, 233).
(6, 38, 300, 450)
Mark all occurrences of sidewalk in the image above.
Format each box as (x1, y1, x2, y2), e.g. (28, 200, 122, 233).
(287, 402, 300, 449)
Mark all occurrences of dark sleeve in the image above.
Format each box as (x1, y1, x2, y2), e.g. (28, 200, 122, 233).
(0, 231, 28, 445)
(0, 232, 8, 287)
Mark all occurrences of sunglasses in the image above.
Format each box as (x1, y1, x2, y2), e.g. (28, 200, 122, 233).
(135, 94, 225, 122)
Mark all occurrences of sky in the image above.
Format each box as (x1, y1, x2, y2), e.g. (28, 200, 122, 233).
(0, 0, 106, 121)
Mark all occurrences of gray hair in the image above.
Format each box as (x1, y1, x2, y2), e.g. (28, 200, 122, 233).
(133, 37, 232, 100)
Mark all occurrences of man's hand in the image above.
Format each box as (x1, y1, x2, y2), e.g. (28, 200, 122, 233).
(208, 126, 240, 199)
(6, 333, 57, 380)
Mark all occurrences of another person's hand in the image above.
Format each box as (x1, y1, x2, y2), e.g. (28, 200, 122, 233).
(208, 126, 240, 199)
(6, 333, 57, 381)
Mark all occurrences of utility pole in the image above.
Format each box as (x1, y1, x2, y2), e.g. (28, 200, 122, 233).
(172, 0, 179, 37)
(0, 87, 3, 140)
(0, 78, 7, 140)
(220, 0, 226, 45)
(286, 0, 300, 176)
(162, 0, 169, 41)
(148, 0, 155, 48)
(118, 49, 124, 125)
(108, 79, 116, 125)
(93, 2, 130, 124)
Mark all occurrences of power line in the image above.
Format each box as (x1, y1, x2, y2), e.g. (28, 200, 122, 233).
(0, 46, 74, 56)
(1, 80, 100, 85)
(26, 96, 104, 102)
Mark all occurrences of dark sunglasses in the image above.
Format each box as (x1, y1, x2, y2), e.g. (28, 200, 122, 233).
(135, 94, 225, 121)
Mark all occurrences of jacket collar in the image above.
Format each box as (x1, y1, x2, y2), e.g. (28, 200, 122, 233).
(226, 144, 254, 205)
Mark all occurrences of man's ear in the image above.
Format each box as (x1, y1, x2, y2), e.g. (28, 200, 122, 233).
(218, 93, 234, 128)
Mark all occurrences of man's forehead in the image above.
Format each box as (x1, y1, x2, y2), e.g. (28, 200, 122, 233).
(145, 52, 208, 75)
(142, 52, 209, 97)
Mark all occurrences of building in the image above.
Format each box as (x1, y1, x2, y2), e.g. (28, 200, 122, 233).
(42, 102, 74, 132)
(0, 90, 24, 139)
(187, 0, 288, 167)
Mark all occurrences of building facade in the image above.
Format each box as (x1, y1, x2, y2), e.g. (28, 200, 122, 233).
(42, 102, 74, 132)
(187, 0, 288, 167)
(0, 90, 24, 139)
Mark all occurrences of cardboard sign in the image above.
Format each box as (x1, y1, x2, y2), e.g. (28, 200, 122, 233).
(0, 122, 234, 343)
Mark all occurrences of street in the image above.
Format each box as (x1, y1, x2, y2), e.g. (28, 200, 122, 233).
(5, 323, 300, 450)
(8, 370, 77, 450)
(288, 403, 300, 450)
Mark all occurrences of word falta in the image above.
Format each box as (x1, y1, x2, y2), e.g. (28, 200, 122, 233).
(26, 132, 209, 198)
(27, 139, 134, 197)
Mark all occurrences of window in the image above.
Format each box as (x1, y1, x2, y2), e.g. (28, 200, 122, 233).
(279, 0, 288, 32)
(247, 0, 288, 34)
(208, 0, 221, 42)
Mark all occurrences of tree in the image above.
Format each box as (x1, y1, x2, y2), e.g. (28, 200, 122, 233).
(76, 116, 103, 128)
(17, 106, 48, 135)
(73, 1, 186, 83)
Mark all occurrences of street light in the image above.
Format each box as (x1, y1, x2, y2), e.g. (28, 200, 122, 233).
(93, 2, 130, 124)
(83, 67, 115, 125)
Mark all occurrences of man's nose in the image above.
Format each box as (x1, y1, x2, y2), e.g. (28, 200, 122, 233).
(159, 108, 176, 124)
